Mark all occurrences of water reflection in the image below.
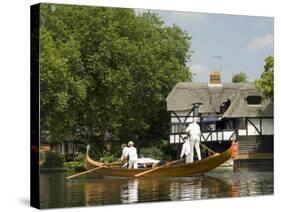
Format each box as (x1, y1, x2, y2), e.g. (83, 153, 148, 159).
(40, 170, 273, 208)
(121, 180, 139, 203)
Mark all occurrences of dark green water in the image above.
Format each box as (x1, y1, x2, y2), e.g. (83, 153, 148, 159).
(39, 167, 273, 208)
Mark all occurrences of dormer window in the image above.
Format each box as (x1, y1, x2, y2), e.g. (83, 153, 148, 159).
(246, 95, 262, 105)
(193, 103, 201, 116)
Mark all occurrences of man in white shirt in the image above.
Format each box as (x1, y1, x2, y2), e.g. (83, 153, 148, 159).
(120, 143, 129, 161)
(185, 118, 201, 162)
(180, 136, 192, 163)
(127, 141, 138, 169)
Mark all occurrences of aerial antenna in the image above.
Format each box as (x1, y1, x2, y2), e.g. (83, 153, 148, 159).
(212, 56, 222, 72)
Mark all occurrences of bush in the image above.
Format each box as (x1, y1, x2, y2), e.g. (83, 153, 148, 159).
(140, 146, 165, 160)
(64, 161, 86, 172)
(74, 152, 86, 162)
(41, 151, 64, 168)
(100, 153, 119, 163)
(39, 151, 46, 164)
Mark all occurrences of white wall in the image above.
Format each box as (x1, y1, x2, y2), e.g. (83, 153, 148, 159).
(247, 118, 273, 136)
(171, 110, 190, 117)
(171, 111, 200, 124)
(170, 130, 234, 143)
(262, 118, 274, 135)
(170, 135, 185, 143)
(247, 118, 260, 135)
(171, 115, 194, 124)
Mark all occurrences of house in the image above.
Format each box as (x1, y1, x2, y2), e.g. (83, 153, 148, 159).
(40, 130, 80, 161)
(166, 71, 273, 166)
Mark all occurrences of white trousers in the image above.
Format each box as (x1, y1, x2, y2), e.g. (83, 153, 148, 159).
(128, 159, 138, 169)
(185, 154, 193, 163)
(190, 136, 201, 162)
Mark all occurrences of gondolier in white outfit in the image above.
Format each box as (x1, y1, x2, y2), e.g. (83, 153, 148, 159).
(127, 141, 138, 169)
(180, 136, 192, 163)
(120, 143, 129, 161)
(120, 143, 129, 168)
(185, 118, 201, 162)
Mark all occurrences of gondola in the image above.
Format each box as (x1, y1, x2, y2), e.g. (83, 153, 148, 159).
(85, 145, 232, 178)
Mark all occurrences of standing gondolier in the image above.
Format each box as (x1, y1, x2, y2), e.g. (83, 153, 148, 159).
(185, 118, 202, 162)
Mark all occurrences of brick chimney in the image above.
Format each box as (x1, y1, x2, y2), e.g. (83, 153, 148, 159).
(209, 70, 221, 84)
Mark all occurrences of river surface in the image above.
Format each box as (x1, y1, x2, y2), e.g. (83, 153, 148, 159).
(40, 167, 273, 208)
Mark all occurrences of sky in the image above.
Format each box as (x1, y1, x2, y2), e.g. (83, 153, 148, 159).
(137, 9, 274, 82)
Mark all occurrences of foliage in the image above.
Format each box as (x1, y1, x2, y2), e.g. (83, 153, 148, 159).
(39, 151, 46, 163)
(41, 151, 64, 168)
(39, 4, 193, 159)
(255, 56, 274, 98)
(232, 72, 248, 83)
(74, 152, 86, 162)
(63, 161, 86, 172)
(160, 144, 178, 160)
(100, 152, 119, 163)
(140, 146, 165, 160)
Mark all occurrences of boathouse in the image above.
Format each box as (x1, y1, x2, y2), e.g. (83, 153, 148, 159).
(166, 71, 273, 166)
(40, 131, 80, 161)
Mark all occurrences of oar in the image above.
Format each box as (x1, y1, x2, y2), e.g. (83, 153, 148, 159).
(200, 143, 219, 155)
(65, 159, 122, 180)
(66, 166, 105, 180)
(134, 159, 182, 178)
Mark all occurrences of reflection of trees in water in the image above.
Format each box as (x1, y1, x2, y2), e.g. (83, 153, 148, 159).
(41, 172, 94, 208)
(168, 175, 232, 200)
(169, 176, 204, 200)
(41, 171, 273, 208)
(82, 175, 242, 205)
(84, 179, 125, 205)
(40, 172, 68, 208)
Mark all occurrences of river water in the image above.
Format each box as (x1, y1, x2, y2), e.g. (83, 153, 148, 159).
(40, 167, 273, 208)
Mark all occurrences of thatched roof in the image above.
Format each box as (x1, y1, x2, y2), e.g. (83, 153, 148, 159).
(166, 82, 273, 118)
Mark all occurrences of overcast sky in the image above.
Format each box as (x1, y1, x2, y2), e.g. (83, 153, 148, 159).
(137, 9, 274, 82)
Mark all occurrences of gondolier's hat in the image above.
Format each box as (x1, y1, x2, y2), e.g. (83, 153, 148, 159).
(128, 141, 134, 146)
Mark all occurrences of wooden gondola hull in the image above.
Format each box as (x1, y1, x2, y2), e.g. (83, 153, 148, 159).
(86, 147, 232, 178)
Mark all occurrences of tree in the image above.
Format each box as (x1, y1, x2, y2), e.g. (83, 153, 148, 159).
(232, 72, 248, 83)
(39, 4, 193, 158)
(255, 56, 274, 98)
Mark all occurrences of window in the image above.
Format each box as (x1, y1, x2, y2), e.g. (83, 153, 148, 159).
(170, 123, 188, 134)
(170, 123, 186, 134)
(246, 96, 262, 105)
(220, 99, 231, 114)
(201, 123, 215, 132)
(193, 103, 201, 116)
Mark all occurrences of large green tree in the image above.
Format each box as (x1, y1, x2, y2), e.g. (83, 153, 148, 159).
(232, 72, 248, 83)
(255, 56, 274, 98)
(39, 4, 192, 157)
